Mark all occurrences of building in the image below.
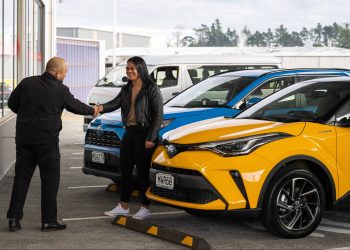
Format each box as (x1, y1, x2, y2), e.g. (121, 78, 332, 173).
(57, 27, 151, 50)
(0, 0, 55, 180)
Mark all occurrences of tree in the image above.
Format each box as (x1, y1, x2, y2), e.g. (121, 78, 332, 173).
(226, 28, 239, 46)
(264, 28, 275, 47)
(275, 25, 290, 46)
(338, 23, 350, 49)
(312, 23, 323, 46)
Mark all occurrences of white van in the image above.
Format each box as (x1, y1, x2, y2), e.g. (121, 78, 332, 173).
(83, 54, 281, 130)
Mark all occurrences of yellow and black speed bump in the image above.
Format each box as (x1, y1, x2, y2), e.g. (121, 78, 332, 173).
(112, 215, 211, 250)
(105, 184, 139, 197)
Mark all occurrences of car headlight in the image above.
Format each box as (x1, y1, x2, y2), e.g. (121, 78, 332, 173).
(197, 133, 292, 157)
(161, 119, 174, 129)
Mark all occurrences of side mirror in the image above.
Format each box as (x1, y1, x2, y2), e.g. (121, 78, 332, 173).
(336, 120, 350, 127)
(122, 76, 128, 82)
(172, 92, 180, 96)
(335, 116, 350, 127)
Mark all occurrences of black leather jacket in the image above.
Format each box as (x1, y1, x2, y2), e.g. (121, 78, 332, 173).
(102, 82, 163, 142)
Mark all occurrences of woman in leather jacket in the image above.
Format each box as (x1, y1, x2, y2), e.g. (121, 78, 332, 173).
(98, 56, 163, 220)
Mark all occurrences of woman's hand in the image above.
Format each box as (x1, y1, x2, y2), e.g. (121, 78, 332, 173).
(145, 141, 155, 149)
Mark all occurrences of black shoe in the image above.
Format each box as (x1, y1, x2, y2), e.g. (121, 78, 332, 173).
(9, 219, 21, 232)
(41, 222, 66, 232)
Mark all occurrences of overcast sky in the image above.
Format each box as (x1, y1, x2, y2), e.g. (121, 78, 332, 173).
(57, 0, 350, 47)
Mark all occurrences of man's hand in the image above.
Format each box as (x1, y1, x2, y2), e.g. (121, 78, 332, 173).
(92, 105, 103, 117)
(145, 141, 155, 149)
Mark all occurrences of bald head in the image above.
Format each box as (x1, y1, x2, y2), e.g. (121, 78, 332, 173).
(45, 57, 68, 81)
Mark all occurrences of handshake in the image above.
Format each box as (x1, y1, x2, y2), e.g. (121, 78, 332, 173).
(92, 104, 104, 117)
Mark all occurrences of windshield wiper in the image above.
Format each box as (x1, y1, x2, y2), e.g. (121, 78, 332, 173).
(97, 82, 125, 87)
(168, 105, 185, 108)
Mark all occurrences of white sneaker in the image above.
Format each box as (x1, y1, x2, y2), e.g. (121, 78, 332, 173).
(104, 203, 130, 217)
(132, 207, 150, 220)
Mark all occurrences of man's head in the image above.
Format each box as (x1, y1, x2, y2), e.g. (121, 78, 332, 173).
(45, 57, 68, 81)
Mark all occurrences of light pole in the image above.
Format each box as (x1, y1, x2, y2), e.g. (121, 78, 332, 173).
(112, 0, 117, 68)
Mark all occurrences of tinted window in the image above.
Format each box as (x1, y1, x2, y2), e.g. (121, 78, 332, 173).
(187, 65, 278, 84)
(166, 76, 254, 108)
(151, 67, 179, 88)
(239, 81, 350, 123)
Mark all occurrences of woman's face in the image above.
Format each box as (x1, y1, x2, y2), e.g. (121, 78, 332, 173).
(126, 61, 140, 82)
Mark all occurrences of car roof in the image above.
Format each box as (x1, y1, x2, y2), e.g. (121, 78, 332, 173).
(118, 55, 281, 65)
(214, 68, 350, 78)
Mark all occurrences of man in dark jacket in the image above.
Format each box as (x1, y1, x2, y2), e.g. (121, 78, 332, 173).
(6, 57, 98, 232)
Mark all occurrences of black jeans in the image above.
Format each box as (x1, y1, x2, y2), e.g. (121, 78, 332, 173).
(120, 125, 154, 206)
(7, 143, 61, 223)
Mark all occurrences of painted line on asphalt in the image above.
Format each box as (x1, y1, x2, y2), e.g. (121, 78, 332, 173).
(327, 247, 350, 250)
(72, 152, 84, 155)
(68, 185, 107, 189)
(69, 166, 83, 169)
(322, 218, 350, 228)
(317, 225, 350, 235)
(63, 216, 110, 221)
(309, 232, 325, 237)
(63, 211, 186, 222)
(73, 143, 84, 145)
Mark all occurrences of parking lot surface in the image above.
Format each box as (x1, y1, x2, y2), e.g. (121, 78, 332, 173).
(1, 112, 350, 249)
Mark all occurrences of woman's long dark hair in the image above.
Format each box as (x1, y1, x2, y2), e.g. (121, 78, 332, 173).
(127, 56, 155, 86)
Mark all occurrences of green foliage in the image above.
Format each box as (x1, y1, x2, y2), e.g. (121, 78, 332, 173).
(179, 19, 350, 48)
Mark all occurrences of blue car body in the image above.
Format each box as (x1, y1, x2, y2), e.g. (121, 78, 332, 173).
(83, 69, 350, 181)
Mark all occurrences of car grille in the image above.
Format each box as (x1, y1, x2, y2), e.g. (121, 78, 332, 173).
(150, 185, 218, 204)
(85, 161, 120, 173)
(152, 163, 201, 176)
(85, 129, 121, 148)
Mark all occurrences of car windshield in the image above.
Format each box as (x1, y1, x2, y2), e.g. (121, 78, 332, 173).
(237, 80, 350, 123)
(165, 76, 255, 108)
(96, 65, 127, 87)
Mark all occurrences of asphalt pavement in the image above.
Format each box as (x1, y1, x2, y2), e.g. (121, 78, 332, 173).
(1, 112, 350, 249)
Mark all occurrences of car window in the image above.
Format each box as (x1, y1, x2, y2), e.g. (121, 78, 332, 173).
(166, 76, 255, 108)
(186, 65, 278, 84)
(150, 67, 179, 88)
(244, 77, 295, 107)
(240, 81, 350, 123)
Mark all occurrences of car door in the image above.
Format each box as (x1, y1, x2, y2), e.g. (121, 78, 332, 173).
(334, 100, 350, 198)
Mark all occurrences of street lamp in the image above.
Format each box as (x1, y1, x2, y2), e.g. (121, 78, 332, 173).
(112, 0, 117, 68)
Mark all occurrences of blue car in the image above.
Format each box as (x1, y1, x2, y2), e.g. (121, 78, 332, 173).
(83, 68, 350, 182)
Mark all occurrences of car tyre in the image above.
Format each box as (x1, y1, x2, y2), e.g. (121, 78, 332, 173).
(261, 167, 325, 238)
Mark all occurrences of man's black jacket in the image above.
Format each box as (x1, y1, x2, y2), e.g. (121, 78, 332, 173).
(102, 82, 163, 142)
(8, 72, 94, 144)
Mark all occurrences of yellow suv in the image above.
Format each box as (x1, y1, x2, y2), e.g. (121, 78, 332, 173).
(147, 76, 350, 238)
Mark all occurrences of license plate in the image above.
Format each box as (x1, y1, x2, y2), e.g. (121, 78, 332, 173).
(91, 151, 105, 164)
(156, 172, 174, 190)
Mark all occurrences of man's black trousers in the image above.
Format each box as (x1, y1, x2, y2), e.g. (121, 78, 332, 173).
(7, 143, 61, 223)
(120, 125, 154, 206)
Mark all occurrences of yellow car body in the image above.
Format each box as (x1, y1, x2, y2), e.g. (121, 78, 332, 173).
(146, 77, 350, 238)
(147, 118, 350, 209)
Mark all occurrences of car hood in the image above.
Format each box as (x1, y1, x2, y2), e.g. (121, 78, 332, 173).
(163, 117, 306, 144)
(87, 87, 121, 105)
(93, 106, 216, 126)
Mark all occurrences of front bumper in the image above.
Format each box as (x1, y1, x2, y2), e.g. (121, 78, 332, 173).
(147, 145, 273, 211)
(83, 149, 120, 179)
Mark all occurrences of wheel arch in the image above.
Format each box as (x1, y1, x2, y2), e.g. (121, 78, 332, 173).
(257, 155, 336, 210)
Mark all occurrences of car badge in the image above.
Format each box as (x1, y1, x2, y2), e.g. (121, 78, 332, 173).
(167, 144, 177, 158)
(96, 125, 103, 136)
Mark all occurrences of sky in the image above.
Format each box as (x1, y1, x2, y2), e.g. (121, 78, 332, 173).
(57, 0, 350, 47)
